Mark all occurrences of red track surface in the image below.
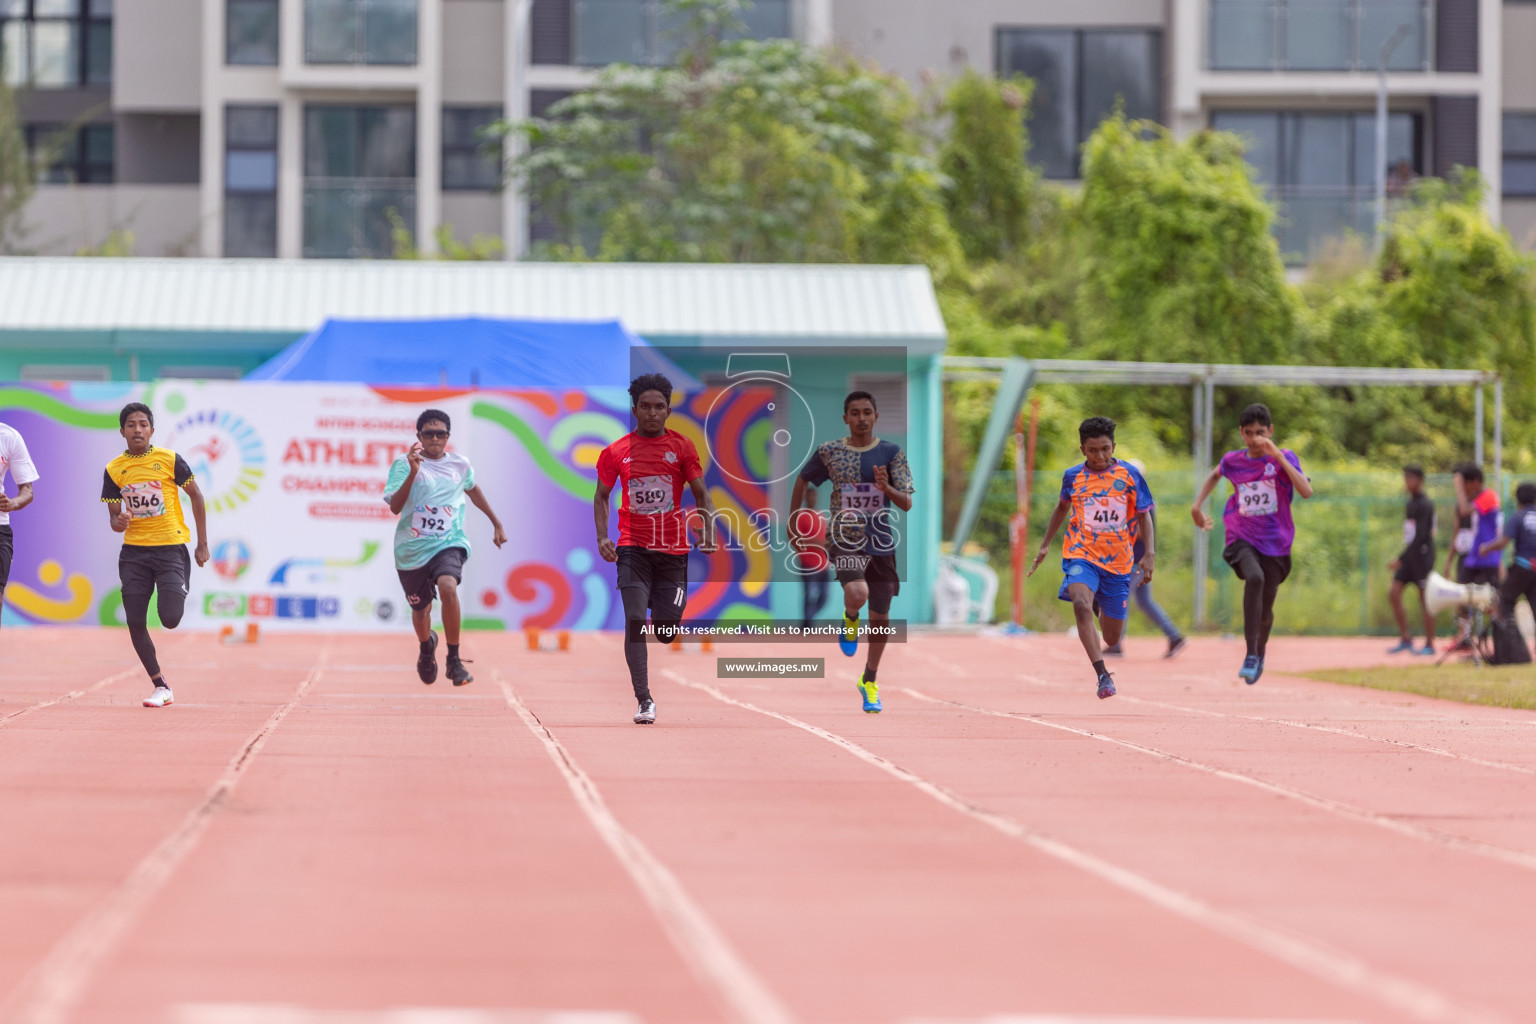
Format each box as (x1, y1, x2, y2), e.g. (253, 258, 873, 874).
(2, 627, 1535, 1024)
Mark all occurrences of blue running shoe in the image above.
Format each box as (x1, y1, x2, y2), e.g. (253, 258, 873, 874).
(856, 673, 882, 713)
(1386, 640, 1414, 654)
(1238, 655, 1260, 683)
(1096, 672, 1116, 699)
(1415, 644, 1437, 656)
(839, 612, 859, 657)
(1252, 657, 1265, 684)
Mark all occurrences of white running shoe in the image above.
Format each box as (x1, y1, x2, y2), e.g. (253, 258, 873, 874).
(633, 700, 656, 725)
(142, 686, 174, 708)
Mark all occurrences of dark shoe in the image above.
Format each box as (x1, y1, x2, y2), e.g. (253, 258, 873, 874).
(1165, 636, 1188, 659)
(417, 631, 438, 684)
(447, 653, 473, 686)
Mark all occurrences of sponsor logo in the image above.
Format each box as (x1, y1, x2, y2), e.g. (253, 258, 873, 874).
(664, 451, 677, 463)
(167, 409, 266, 514)
(211, 538, 252, 580)
(269, 541, 381, 585)
(203, 593, 246, 617)
(1264, 463, 1277, 477)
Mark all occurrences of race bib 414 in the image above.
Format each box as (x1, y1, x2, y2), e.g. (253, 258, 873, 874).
(1084, 495, 1128, 533)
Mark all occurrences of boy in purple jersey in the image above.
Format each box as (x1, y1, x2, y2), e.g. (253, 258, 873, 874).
(1029, 417, 1156, 699)
(1192, 403, 1313, 684)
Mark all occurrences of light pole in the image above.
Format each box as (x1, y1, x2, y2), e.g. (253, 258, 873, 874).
(1374, 22, 1413, 243)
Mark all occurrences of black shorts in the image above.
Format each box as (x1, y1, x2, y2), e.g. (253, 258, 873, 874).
(119, 543, 191, 597)
(1393, 552, 1434, 587)
(828, 545, 900, 614)
(1458, 565, 1501, 587)
(1222, 540, 1292, 585)
(0, 525, 12, 592)
(397, 546, 467, 609)
(615, 546, 689, 616)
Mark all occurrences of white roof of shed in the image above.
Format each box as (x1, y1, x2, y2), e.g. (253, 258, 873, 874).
(0, 258, 947, 349)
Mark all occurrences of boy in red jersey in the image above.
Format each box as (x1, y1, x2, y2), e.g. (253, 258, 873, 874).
(594, 373, 717, 725)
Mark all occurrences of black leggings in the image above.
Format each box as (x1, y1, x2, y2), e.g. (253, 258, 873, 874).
(1226, 544, 1290, 658)
(124, 588, 186, 680)
(621, 585, 683, 705)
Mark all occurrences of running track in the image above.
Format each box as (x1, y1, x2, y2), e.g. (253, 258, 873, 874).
(1, 628, 1534, 1024)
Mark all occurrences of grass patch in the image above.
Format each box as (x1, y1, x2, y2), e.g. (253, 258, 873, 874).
(1306, 664, 1536, 711)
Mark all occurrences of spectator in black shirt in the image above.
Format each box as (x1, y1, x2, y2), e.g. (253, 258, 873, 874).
(1388, 464, 1437, 655)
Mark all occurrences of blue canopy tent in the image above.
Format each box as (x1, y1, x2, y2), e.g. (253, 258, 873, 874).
(246, 316, 697, 390)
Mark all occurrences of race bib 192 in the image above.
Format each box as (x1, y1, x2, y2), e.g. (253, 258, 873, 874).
(1237, 479, 1278, 517)
(120, 480, 166, 519)
(1084, 495, 1128, 533)
(628, 475, 674, 515)
(840, 482, 883, 517)
(411, 505, 452, 537)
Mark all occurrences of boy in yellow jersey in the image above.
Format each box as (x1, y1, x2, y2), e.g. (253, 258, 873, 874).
(100, 403, 210, 708)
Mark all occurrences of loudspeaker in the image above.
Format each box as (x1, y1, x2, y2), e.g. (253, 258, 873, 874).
(1423, 571, 1499, 616)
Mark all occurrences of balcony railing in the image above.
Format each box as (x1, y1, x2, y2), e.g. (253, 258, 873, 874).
(1208, 0, 1432, 71)
(1271, 187, 1408, 261)
(304, 0, 417, 65)
(302, 180, 415, 258)
(572, 0, 790, 67)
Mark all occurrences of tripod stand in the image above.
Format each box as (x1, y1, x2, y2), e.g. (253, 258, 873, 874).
(1437, 605, 1496, 666)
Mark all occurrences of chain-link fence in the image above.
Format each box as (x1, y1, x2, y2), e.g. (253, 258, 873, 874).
(967, 470, 1488, 637)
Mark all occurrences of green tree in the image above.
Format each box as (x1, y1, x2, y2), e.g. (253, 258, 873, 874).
(496, 0, 961, 273)
(0, 79, 33, 253)
(938, 71, 1035, 264)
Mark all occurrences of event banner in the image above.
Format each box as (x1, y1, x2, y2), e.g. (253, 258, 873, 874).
(0, 382, 775, 632)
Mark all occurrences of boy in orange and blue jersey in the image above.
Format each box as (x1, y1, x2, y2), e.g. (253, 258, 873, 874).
(1029, 417, 1155, 699)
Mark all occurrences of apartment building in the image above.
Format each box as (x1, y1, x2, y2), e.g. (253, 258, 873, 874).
(5, 0, 1532, 259)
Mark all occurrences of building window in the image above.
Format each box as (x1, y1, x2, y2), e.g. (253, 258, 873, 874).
(1212, 110, 1421, 258)
(303, 105, 416, 258)
(305, 0, 416, 65)
(1, 0, 111, 87)
(26, 122, 112, 182)
(1208, 0, 1429, 72)
(1503, 114, 1536, 197)
(442, 107, 501, 191)
(225, 105, 278, 257)
(227, 0, 277, 64)
(573, 0, 789, 66)
(996, 27, 1161, 180)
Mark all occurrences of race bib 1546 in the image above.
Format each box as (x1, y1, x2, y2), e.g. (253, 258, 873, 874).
(120, 480, 166, 519)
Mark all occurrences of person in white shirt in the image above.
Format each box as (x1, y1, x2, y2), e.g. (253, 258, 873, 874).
(0, 421, 40, 628)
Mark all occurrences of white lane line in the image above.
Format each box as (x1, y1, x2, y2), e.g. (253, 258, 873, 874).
(0, 666, 140, 726)
(901, 1017, 1358, 1024)
(175, 1005, 640, 1024)
(664, 669, 1504, 1024)
(0, 658, 328, 1024)
(902, 687, 1536, 876)
(493, 671, 795, 1024)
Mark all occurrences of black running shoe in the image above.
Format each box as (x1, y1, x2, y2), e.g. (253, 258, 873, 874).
(447, 654, 473, 686)
(417, 631, 438, 684)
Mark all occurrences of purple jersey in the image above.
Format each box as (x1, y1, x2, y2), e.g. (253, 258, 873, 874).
(1219, 448, 1305, 557)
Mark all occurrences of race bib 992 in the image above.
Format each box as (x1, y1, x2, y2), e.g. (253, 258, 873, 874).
(1237, 479, 1278, 517)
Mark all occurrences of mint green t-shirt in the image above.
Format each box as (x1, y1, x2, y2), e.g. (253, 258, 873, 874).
(385, 452, 476, 570)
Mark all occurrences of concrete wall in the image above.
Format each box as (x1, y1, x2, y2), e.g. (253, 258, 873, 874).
(441, 194, 504, 244)
(832, 0, 1164, 83)
(22, 185, 202, 256)
(1504, 7, 1536, 109)
(444, 0, 505, 103)
(115, 0, 202, 111)
(119, 114, 201, 184)
(1504, 199, 1536, 250)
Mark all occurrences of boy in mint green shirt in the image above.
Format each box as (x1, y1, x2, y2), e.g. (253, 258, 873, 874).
(385, 409, 506, 685)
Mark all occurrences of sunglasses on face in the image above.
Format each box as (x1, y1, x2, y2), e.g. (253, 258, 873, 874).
(419, 430, 449, 440)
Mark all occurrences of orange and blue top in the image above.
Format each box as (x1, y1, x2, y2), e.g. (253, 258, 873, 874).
(1059, 459, 1154, 575)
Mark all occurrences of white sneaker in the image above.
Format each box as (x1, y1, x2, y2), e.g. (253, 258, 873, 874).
(633, 700, 656, 725)
(143, 686, 174, 708)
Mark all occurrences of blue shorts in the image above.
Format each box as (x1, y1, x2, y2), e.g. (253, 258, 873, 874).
(1058, 559, 1131, 621)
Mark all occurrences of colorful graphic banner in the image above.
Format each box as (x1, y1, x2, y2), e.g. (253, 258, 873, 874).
(0, 382, 774, 632)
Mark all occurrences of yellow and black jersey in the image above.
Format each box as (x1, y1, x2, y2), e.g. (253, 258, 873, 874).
(101, 446, 194, 547)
